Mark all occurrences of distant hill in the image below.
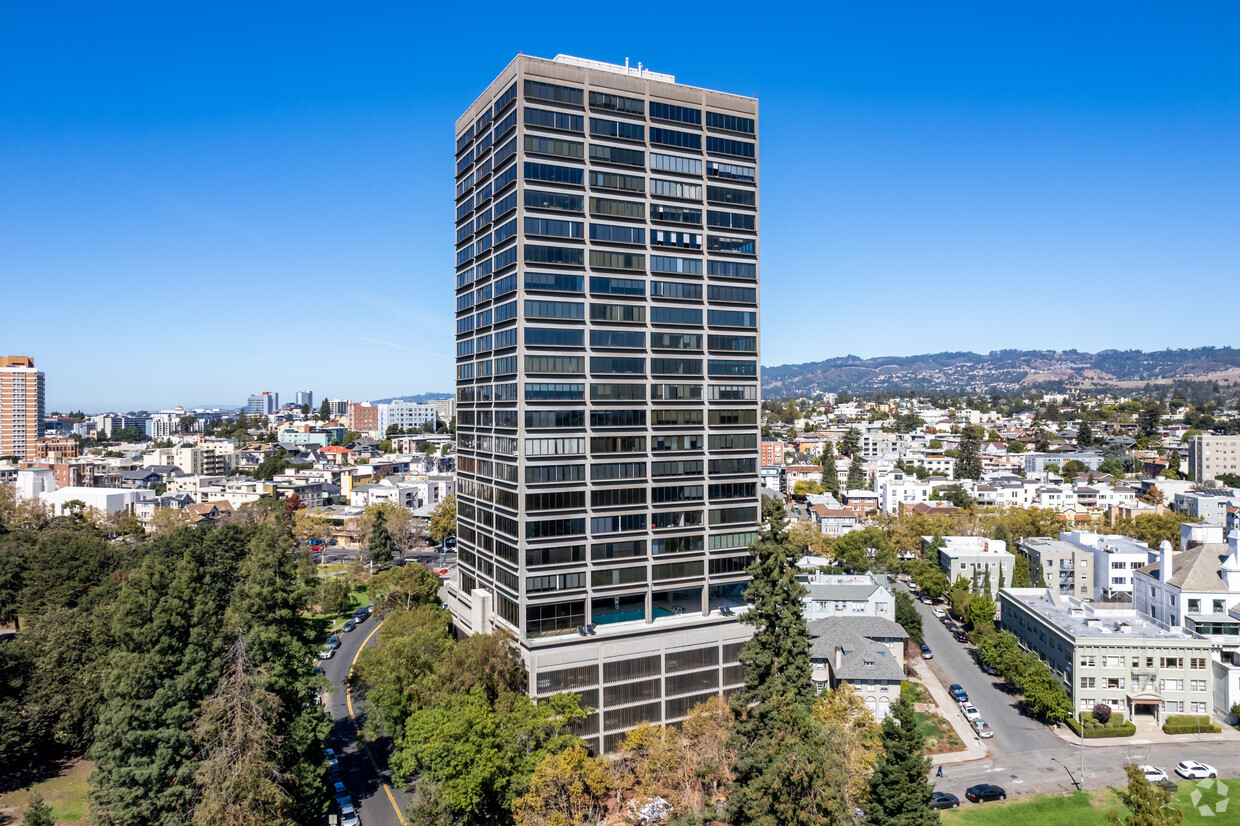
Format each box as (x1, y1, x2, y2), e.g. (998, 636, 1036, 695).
(761, 347, 1240, 396)
(370, 392, 454, 404)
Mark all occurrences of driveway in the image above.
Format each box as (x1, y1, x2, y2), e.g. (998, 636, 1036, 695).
(321, 615, 407, 826)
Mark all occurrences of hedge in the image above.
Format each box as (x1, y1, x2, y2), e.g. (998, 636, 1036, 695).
(1065, 712, 1136, 738)
(1162, 715, 1221, 735)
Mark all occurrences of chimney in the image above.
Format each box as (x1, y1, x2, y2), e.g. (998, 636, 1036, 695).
(1223, 529, 1240, 592)
(834, 645, 843, 672)
(1159, 540, 1173, 584)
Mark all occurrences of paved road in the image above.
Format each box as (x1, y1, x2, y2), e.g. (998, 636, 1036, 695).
(321, 615, 407, 826)
(902, 585, 1240, 802)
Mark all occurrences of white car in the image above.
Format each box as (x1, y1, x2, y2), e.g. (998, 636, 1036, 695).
(339, 801, 360, 826)
(960, 702, 981, 721)
(1139, 765, 1168, 783)
(1175, 760, 1218, 780)
(972, 718, 994, 738)
(318, 647, 335, 660)
(932, 609, 945, 619)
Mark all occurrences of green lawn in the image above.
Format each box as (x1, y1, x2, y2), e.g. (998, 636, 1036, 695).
(0, 758, 92, 822)
(941, 780, 1239, 826)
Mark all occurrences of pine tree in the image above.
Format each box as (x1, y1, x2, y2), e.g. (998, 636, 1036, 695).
(846, 457, 867, 492)
(22, 793, 55, 826)
(728, 504, 848, 825)
(955, 426, 983, 480)
(820, 441, 839, 495)
(1114, 763, 1183, 826)
(840, 427, 861, 457)
(192, 634, 291, 826)
(1077, 419, 1094, 447)
(368, 508, 394, 566)
(225, 527, 331, 823)
(866, 693, 938, 826)
(1013, 553, 1031, 587)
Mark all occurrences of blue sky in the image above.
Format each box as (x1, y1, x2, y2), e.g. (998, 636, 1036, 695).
(2, 3, 1237, 411)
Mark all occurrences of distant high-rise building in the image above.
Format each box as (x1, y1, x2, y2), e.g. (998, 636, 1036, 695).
(445, 55, 761, 752)
(296, 390, 314, 409)
(1, 356, 46, 461)
(245, 392, 278, 416)
(1188, 434, 1240, 483)
(327, 399, 350, 418)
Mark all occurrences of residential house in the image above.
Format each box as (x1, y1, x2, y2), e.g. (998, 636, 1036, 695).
(808, 616, 908, 719)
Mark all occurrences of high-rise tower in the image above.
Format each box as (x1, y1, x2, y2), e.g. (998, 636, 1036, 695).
(447, 55, 761, 752)
(0, 356, 46, 462)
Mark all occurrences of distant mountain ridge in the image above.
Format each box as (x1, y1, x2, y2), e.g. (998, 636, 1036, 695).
(370, 392, 454, 404)
(761, 347, 1240, 396)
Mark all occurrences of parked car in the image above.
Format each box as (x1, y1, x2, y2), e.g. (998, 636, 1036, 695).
(332, 780, 348, 800)
(318, 647, 335, 660)
(353, 605, 372, 622)
(327, 635, 342, 649)
(339, 801, 360, 826)
(342, 619, 357, 633)
(920, 642, 933, 659)
(972, 718, 994, 738)
(1175, 760, 1217, 779)
(929, 792, 960, 810)
(931, 608, 945, 619)
(982, 664, 998, 676)
(325, 747, 336, 760)
(960, 702, 981, 721)
(965, 784, 1006, 803)
(949, 684, 968, 703)
(954, 631, 969, 643)
(1139, 765, 1168, 783)
(921, 596, 935, 605)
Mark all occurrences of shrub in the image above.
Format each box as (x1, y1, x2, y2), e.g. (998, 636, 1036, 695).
(1093, 703, 1112, 724)
(1162, 715, 1221, 735)
(1066, 712, 1135, 738)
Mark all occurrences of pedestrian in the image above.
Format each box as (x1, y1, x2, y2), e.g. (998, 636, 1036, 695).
(936, 765, 944, 778)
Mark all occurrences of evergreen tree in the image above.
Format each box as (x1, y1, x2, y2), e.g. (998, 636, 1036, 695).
(22, 793, 54, 826)
(955, 426, 983, 480)
(1077, 419, 1093, 447)
(368, 508, 394, 566)
(1013, 553, 1031, 587)
(728, 504, 847, 825)
(992, 523, 1013, 551)
(866, 693, 937, 826)
(846, 457, 867, 492)
(318, 399, 332, 420)
(840, 427, 861, 458)
(192, 634, 291, 826)
(224, 527, 331, 823)
(90, 554, 202, 825)
(997, 566, 1006, 591)
(1114, 762, 1183, 826)
(820, 441, 839, 495)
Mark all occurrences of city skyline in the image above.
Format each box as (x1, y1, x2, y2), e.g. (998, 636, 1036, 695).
(4, 5, 1238, 411)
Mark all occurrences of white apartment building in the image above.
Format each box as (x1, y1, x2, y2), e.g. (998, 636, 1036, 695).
(1060, 530, 1156, 600)
(1188, 434, 1240, 482)
(1131, 522, 1240, 717)
(877, 471, 933, 514)
(798, 572, 894, 622)
(377, 401, 438, 434)
(934, 536, 1014, 594)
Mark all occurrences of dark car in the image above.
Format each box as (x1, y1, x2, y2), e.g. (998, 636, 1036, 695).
(949, 684, 968, 702)
(929, 792, 960, 810)
(920, 642, 933, 660)
(965, 784, 1006, 803)
(342, 619, 357, 633)
(353, 605, 370, 622)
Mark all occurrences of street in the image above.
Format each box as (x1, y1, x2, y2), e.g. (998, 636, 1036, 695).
(321, 614, 407, 826)
(906, 588, 1240, 802)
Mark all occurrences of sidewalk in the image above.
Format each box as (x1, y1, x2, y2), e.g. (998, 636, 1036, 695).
(909, 658, 990, 764)
(1050, 717, 1240, 749)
